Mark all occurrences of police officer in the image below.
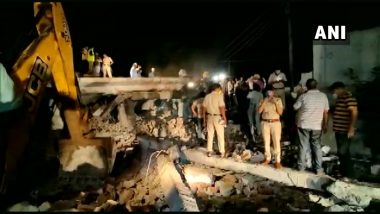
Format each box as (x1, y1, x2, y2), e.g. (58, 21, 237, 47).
(102, 54, 114, 78)
(203, 83, 227, 158)
(258, 87, 284, 169)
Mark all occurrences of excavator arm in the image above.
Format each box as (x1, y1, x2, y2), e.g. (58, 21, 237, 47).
(1, 2, 103, 194)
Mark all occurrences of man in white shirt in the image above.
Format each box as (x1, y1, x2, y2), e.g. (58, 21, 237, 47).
(293, 79, 329, 175)
(130, 62, 139, 78)
(268, 69, 287, 108)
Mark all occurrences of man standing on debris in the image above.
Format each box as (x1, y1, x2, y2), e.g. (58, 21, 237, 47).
(102, 54, 113, 78)
(87, 47, 95, 74)
(247, 83, 264, 140)
(258, 87, 284, 169)
(203, 83, 227, 158)
(192, 91, 206, 140)
(130, 62, 139, 78)
(148, 67, 157, 77)
(93, 53, 102, 77)
(268, 69, 287, 108)
(293, 79, 329, 175)
(328, 81, 358, 178)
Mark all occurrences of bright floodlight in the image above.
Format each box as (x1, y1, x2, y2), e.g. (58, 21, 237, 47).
(218, 73, 226, 81)
(187, 81, 195, 88)
(212, 75, 219, 82)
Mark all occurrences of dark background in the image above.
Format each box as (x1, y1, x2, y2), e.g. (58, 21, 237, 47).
(0, 0, 380, 84)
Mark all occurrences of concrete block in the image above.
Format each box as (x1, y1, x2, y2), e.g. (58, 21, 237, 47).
(182, 147, 334, 191)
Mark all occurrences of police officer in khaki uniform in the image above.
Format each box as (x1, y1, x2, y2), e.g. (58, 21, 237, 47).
(203, 83, 227, 158)
(258, 88, 284, 169)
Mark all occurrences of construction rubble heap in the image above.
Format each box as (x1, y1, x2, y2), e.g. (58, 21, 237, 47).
(5, 98, 380, 212)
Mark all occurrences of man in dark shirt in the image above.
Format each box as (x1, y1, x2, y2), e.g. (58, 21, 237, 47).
(329, 81, 358, 178)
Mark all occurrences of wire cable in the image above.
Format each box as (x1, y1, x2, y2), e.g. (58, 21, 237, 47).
(225, 20, 274, 60)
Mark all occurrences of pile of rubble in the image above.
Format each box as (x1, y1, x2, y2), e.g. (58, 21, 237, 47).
(136, 117, 194, 142)
(7, 154, 168, 212)
(88, 99, 197, 152)
(183, 163, 380, 212)
(183, 164, 323, 212)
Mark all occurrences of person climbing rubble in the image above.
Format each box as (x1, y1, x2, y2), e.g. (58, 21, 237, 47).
(203, 83, 227, 158)
(258, 87, 284, 169)
(191, 91, 206, 140)
(102, 53, 113, 78)
(293, 79, 329, 175)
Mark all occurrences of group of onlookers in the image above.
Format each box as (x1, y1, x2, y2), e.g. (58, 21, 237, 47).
(81, 47, 113, 78)
(191, 69, 358, 179)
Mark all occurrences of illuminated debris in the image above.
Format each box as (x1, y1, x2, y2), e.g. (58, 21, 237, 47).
(183, 165, 214, 185)
(326, 180, 379, 207)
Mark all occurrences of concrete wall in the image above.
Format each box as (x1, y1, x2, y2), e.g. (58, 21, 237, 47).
(313, 27, 380, 159)
(313, 27, 380, 88)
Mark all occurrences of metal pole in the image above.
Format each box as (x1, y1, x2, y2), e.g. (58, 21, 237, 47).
(286, 2, 294, 88)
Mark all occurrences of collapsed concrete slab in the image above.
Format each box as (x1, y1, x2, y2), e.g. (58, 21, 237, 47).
(156, 154, 199, 212)
(182, 148, 334, 192)
(78, 77, 190, 95)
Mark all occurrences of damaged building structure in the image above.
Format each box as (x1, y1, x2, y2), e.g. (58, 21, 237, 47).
(1, 2, 380, 211)
(4, 73, 380, 212)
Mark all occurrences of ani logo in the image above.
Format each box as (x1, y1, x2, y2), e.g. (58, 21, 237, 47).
(314, 25, 347, 43)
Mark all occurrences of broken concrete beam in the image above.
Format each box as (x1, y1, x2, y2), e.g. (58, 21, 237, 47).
(100, 94, 130, 119)
(78, 77, 189, 95)
(182, 148, 334, 192)
(156, 154, 199, 212)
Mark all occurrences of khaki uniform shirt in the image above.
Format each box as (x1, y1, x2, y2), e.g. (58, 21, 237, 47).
(260, 97, 283, 120)
(103, 56, 113, 66)
(203, 91, 225, 115)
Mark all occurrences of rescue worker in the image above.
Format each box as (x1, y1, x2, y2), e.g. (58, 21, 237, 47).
(203, 83, 227, 158)
(149, 67, 156, 77)
(87, 47, 95, 74)
(191, 91, 206, 140)
(102, 54, 113, 78)
(247, 83, 263, 140)
(258, 87, 284, 169)
(136, 65, 142, 77)
(81, 47, 88, 74)
(93, 53, 102, 77)
(130, 62, 139, 78)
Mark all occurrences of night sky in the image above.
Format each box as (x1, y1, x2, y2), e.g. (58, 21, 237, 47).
(0, 0, 380, 83)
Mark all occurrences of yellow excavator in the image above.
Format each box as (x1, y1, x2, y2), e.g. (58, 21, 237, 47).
(0, 2, 105, 195)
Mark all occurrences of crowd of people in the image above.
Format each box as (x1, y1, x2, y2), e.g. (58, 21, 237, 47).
(80, 46, 358, 178)
(81, 47, 114, 78)
(81, 47, 190, 79)
(191, 70, 358, 179)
